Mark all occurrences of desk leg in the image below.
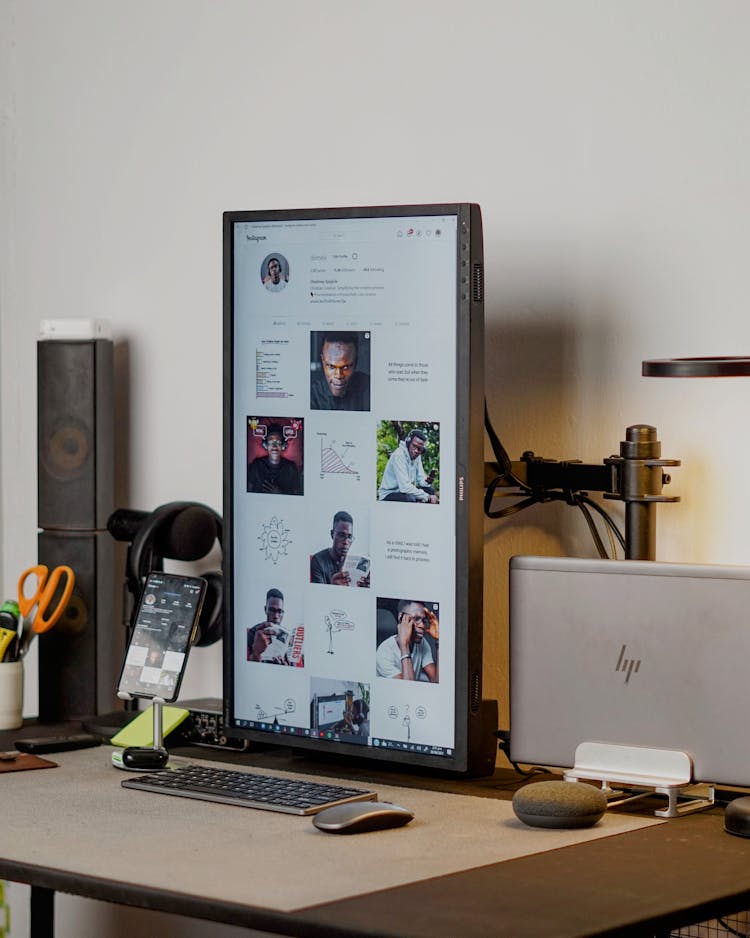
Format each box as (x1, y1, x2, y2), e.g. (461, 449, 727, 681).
(30, 885, 54, 938)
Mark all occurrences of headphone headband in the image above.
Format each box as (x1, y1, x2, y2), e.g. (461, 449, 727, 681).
(122, 501, 223, 647)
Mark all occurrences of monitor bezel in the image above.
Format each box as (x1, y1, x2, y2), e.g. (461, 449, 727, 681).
(222, 203, 487, 774)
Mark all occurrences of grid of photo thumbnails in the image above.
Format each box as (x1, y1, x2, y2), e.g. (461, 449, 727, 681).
(237, 324, 455, 757)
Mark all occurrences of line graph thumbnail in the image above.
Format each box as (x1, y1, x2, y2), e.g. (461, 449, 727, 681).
(319, 436, 360, 480)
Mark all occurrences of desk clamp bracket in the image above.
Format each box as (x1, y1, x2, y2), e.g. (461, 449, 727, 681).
(564, 742, 715, 818)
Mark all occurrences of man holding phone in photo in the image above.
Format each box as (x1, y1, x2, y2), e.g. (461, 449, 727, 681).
(378, 429, 437, 503)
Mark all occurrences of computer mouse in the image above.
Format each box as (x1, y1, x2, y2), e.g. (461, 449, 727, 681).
(313, 801, 414, 834)
(725, 796, 750, 837)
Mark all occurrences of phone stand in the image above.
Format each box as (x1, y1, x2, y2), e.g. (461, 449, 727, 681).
(112, 692, 170, 772)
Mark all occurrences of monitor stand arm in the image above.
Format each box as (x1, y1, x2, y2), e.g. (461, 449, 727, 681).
(484, 424, 680, 560)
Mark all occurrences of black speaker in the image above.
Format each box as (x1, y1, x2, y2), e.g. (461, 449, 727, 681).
(38, 337, 113, 530)
(37, 531, 120, 719)
(37, 330, 120, 720)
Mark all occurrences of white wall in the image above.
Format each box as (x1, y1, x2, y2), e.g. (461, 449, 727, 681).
(2, 0, 750, 932)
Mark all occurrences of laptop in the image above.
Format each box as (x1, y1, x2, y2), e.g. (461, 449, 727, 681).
(509, 555, 750, 787)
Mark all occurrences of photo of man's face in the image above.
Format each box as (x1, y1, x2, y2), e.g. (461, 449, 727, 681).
(331, 519, 354, 563)
(400, 602, 428, 643)
(265, 431, 284, 465)
(407, 435, 426, 460)
(321, 340, 357, 398)
(264, 595, 284, 625)
(267, 258, 282, 284)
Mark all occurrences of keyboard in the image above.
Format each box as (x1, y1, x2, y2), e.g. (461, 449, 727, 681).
(121, 763, 378, 815)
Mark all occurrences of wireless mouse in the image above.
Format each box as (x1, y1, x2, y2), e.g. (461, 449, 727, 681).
(313, 801, 414, 834)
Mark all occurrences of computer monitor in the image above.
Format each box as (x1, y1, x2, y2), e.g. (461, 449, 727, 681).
(223, 204, 492, 774)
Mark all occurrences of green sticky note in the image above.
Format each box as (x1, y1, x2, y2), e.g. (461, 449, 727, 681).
(110, 705, 189, 747)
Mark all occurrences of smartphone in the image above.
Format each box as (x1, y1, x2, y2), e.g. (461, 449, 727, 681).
(117, 571, 207, 702)
(14, 733, 102, 754)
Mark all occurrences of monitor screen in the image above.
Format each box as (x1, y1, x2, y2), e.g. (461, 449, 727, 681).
(223, 204, 491, 773)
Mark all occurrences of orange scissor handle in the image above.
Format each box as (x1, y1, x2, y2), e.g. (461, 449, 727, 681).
(18, 564, 75, 633)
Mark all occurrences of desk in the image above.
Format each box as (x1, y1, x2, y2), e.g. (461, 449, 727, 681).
(2, 732, 750, 938)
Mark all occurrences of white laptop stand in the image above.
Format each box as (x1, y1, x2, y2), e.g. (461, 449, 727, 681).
(564, 742, 715, 818)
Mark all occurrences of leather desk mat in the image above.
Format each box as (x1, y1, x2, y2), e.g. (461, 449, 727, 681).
(0, 746, 663, 913)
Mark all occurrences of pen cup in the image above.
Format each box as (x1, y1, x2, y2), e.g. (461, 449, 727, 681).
(0, 660, 23, 730)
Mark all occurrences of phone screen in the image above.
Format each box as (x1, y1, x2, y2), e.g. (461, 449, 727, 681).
(117, 571, 207, 702)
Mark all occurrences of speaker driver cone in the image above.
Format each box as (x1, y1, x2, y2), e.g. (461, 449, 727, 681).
(42, 419, 91, 481)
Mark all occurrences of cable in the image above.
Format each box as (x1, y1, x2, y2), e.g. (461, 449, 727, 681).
(484, 402, 528, 490)
(574, 495, 609, 559)
(495, 730, 550, 788)
(483, 400, 626, 558)
(577, 494, 626, 553)
(494, 730, 550, 780)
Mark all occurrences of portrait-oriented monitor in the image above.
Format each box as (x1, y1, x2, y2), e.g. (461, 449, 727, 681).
(223, 204, 489, 774)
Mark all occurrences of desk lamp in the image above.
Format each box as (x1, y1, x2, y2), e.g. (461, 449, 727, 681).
(642, 357, 750, 378)
(486, 359, 750, 557)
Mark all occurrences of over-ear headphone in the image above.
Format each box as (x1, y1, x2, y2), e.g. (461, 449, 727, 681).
(260, 424, 288, 450)
(108, 501, 223, 647)
(404, 429, 425, 446)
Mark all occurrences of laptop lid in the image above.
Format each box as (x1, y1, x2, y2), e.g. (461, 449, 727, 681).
(509, 555, 750, 787)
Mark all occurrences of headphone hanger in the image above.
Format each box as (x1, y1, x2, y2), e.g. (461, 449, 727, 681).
(115, 501, 224, 648)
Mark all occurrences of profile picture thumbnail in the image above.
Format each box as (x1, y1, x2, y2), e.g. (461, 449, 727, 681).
(247, 416, 303, 495)
(261, 254, 289, 292)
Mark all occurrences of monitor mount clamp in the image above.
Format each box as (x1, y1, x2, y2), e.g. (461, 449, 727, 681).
(485, 424, 679, 561)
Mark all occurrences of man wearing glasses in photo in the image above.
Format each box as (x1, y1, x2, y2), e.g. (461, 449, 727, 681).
(310, 331, 370, 411)
(310, 510, 370, 587)
(376, 600, 439, 683)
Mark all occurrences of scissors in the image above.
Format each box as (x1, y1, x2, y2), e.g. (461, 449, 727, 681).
(17, 564, 75, 656)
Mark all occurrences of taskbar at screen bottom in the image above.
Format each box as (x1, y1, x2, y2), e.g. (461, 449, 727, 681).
(235, 719, 453, 758)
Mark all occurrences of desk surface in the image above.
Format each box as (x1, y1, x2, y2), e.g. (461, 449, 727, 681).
(2, 729, 750, 938)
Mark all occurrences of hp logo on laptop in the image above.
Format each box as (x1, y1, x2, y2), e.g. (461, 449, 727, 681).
(615, 644, 641, 683)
